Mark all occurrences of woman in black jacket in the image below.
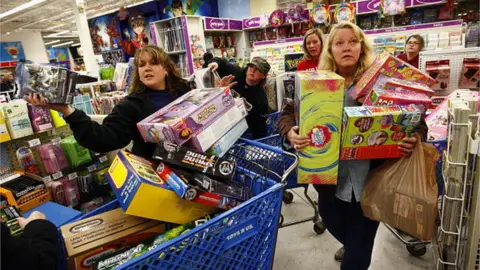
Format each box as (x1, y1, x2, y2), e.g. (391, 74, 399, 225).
(26, 46, 190, 159)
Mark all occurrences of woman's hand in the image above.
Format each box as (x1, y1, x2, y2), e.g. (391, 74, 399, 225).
(208, 62, 219, 72)
(398, 136, 418, 157)
(215, 75, 237, 89)
(17, 211, 46, 229)
(287, 126, 310, 152)
(24, 93, 74, 117)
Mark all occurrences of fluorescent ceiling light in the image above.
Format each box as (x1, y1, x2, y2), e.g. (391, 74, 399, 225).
(45, 30, 70, 37)
(52, 41, 74, 48)
(71, 43, 81, 47)
(0, 0, 47, 20)
(45, 39, 61, 45)
(45, 24, 65, 31)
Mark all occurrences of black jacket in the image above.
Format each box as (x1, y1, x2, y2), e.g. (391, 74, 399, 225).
(211, 58, 268, 138)
(1, 220, 59, 270)
(65, 86, 189, 159)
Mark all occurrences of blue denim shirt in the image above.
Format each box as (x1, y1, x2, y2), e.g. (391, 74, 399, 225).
(336, 84, 371, 202)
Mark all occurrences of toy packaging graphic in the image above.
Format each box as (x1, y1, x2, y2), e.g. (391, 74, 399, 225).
(341, 105, 423, 160)
(207, 119, 248, 157)
(295, 71, 344, 185)
(459, 58, 480, 90)
(137, 87, 235, 145)
(28, 105, 53, 132)
(0, 172, 51, 212)
(363, 87, 432, 112)
(352, 52, 435, 100)
(106, 151, 216, 223)
(60, 208, 165, 270)
(38, 142, 69, 174)
(189, 98, 247, 152)
(372, 75, 435, 97)
(154, 141, 236, 181)
(2, 101, 33, 139)
(426, 60, 451, 93)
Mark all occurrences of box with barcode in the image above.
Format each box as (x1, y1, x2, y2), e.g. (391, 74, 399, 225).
(340, 105, 422, 160)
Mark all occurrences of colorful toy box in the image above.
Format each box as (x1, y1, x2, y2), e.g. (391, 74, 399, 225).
(137, 87, 235, 145)
(352, 52, 435, 100)
(295, 71, 345, 185)
(363, 87, 432, 112)
(28, 105, 53, 132)
(106, 151, 216, 223)
(207, 119, 248, 157)
(188, 98, 247, 152)
(372, 75, 435, 97)
(2, 101, 33, 139)
(340, 105, 423, 160)
(60, 208, 165, 270)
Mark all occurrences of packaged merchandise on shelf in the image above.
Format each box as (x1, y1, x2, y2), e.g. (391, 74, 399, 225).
(113, 63, 129, 91)
(295, 71, 344, 185)
(28, 105, 53, 132)
(265, 77, 277, 112)
(340, 105, 423, 160)
(37, 142, 69, 174)
(58, 177, 81, 208)
(138, 87, 235, 144)
(0, 108, 11, 142)
(72, 95, 95, 115)
(61, 136, 92, 168)
(426, 60, 451, 92)
(153, 142, 236, 181)
(46, 181, 65, 205)
(91, 91, 127, 115)
(459, 58, 480, 89)
(352, 52, 435, 100)
(77, 171, 94, 194)
(16, 146, 40, 174)
(188, 98, 247, 152)
(106, 151, 216, 223)
(0, 172, 51, 212)
(92, 223, 193, 270)
(15, 63, 77, 104)
(60, 208, 166, 270)
(207, 119, 248, 157)
(363, 87, 432, 112)
(2, 100, 34, 139)
(0, 206, 23, 236)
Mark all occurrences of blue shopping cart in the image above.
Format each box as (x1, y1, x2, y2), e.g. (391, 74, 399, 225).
(58, 138, 298, 270)
(254, 134, 326, 235)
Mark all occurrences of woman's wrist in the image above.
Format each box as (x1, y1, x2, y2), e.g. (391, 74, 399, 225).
(59, 106, 75, 117)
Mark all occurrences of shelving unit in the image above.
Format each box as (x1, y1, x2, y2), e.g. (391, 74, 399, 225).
(202, 17, 247, 59)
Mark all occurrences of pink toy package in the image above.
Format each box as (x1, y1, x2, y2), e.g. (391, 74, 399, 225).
(46, 181, 65, 205)
(352, 52, 435, 100)
(37, 143, 69, 175)
(28, 105, 53, 132)
(58, 177, 80, 208)
(137, 87, 235, 145)
(364, 87, 432, 113)
(376, 76, 435, 97)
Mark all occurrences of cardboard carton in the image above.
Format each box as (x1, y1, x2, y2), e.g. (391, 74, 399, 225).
(137, 88, 235, 144)
(341, 105, 422, 160)
(2, 101, 33, 139)
(207, 119, 248, 157)
(363, 87, 432, 112)
(372, 75, 435, 97)
(106, 151, 216, 223)
(352, 52, 435, 100)
(60, 208, 165, 270)
(295, 71, 344, 184)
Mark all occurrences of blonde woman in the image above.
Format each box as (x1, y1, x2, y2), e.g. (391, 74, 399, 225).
(297, 28, 324, 71)
(279, 22, 424, 269)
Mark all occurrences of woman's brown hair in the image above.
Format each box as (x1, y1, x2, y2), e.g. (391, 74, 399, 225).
(130, 45, 186, 95)
(406, 34, 425, 51)
(303, 28, 324, 61)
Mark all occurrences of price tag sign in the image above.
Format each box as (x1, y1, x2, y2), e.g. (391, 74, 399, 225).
(68, 172, 78, 180)
(52, 171, 63, 180)
(43, 176, 52, 183)
(99, 156, 108, 163)
(28, 138, 41, 148)
(88, 165, 96, 172)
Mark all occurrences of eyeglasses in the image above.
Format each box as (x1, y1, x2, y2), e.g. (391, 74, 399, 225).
(408, 41, 420, 46)
(333, 39, 361, 49)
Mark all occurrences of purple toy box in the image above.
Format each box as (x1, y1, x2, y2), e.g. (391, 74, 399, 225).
(28, 105, 53, 132)
(137, 87, 235, 144)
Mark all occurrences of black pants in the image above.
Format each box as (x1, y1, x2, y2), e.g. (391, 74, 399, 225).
(317, 185, 379, 270)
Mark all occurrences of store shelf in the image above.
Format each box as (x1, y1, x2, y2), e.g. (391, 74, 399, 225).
(364, 20, 463, 36)
(166, 50, 187, 55)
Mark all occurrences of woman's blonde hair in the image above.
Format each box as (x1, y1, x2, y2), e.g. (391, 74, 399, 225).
(303, 28, 324, 60)
(130, 45, 186, 94)
(319, 22, 374, 83)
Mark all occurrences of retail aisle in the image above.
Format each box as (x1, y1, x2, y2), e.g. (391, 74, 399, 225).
(273, 188, 433, 270)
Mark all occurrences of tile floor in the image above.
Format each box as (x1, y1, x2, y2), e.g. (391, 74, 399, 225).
(273, 187, 434, 270)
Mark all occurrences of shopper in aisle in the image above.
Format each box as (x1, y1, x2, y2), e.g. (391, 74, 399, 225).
(297, 28, 324, 71)
(202, 52, 213, 68)
(279, 22, 426, 270)
(25, 45, 190, 159)
(208, 56, 270, 138)
(397, 34, 425, 68)
(1, 211, 59, 270)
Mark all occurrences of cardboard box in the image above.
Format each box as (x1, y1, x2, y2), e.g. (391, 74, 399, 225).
(207, 119, 248, 157)
(106, 151, 216, 223)
(137, 87, 235, 144)
(372, 75, 435, 97)
(0, 107, 11, 143)
(2, 101, 33, 139)
(341, 105, 422, 160)
(352, 52, 435, 100)
(363, 87, 432, 112)
(295, 71, 344, 184)
(153, 142, 236, 181)
(0, 172, 51, 212)
(28, 105, 53, 132)
(60, 208, 165, 270)
(188, 98, 247, 152)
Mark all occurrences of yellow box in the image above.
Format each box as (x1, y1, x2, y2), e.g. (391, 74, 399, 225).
(50, 109, 67, 127)
(106, 151, 216, 223)
(0, 108, 11, 142)
(295, 71, 345, 184)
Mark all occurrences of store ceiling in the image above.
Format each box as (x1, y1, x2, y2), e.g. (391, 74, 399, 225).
(0, 0, 152, 45)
